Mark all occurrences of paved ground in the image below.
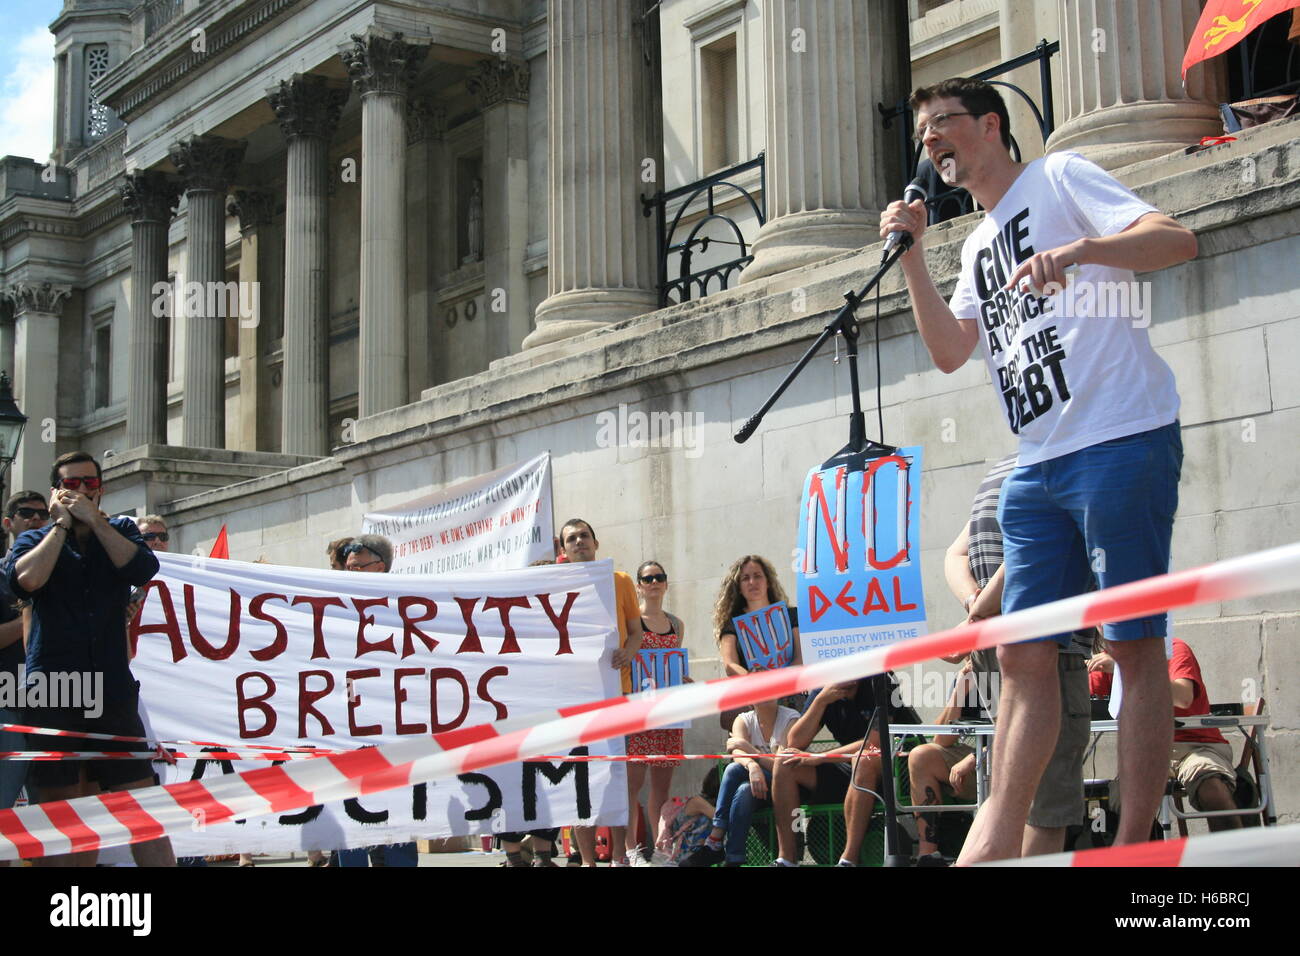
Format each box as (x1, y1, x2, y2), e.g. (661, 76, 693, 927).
(204, 850, 506, 868)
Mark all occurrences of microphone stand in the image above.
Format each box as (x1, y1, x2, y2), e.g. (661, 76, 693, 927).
(735, 236, 914, 867)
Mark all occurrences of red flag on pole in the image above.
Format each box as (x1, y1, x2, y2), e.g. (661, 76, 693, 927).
(209, 524, 229, 559)
(1183, 0, 1300, 77)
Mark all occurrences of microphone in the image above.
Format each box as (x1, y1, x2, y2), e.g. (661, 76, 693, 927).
(882, 165, 931, 257)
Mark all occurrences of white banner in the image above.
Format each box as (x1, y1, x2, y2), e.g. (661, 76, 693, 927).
(361, 453, 554, 574)
(129, 553, 627, 854)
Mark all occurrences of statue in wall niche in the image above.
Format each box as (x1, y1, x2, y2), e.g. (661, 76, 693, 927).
(464, 178, 483, 264)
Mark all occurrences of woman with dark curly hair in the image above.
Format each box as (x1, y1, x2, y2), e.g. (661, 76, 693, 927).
(712, 555, 801, 728)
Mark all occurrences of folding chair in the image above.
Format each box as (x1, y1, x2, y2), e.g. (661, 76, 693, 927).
(1166, 698, 1273, 834)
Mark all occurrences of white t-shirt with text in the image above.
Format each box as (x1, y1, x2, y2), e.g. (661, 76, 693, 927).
(948, 151, 1179, 465)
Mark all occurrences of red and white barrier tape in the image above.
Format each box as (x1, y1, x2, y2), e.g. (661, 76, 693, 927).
(0, 722, 324, 753)
(0, 750, 333, 762)
(527, 751, 876, 762)
(2, 540, 1297, 861)
(2, 748, 872, 762)
(985, 820, 1300, 867)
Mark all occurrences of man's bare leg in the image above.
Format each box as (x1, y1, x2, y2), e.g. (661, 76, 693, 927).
(1021, 825, 1066, 857)
(841, 750, 881, 864)
(772, 761, 817, 863)
(1109, 637, 1174, 846)
(110, 778, 176, 866)
(908, 745, 949, 857)
(957, 641, 1059, 865)
(1193, 777, 1242, 833)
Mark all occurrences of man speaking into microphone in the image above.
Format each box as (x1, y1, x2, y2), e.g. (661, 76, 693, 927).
(879, 78, 1198, 863)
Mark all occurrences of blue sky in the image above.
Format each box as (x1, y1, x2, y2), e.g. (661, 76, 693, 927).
(0, 1, 65, 161)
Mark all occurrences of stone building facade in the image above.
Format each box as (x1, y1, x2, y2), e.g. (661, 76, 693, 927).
(1, 0, 1298, 825)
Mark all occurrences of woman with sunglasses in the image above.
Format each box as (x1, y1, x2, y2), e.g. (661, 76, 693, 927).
(622, 560, 688, 863)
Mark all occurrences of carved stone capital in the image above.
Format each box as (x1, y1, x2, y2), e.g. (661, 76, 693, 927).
(340, 32, 429, 97)
(268, 75, 350, 140)
(227, 189, 279, 236)
(119, 170, 180, 224)
(467, 57, 530, 109)
(405, 97, 447, 145)
(4, 281, 72, 316)
(169, 135, 246, 193)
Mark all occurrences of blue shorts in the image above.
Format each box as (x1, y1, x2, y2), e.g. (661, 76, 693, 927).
(998, 422, 1183, 645)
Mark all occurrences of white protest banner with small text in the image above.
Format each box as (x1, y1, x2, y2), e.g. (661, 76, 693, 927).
(129, 553, 626, 853)
(361, 453, 554, 574)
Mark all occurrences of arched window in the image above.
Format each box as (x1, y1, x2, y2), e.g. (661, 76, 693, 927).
(86, 44, 111, 141)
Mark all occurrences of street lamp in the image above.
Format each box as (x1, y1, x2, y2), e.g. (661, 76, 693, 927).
(0, 370, 27, 481)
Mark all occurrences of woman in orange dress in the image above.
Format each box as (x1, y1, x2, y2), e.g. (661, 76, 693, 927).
(622, 560, 689, 862)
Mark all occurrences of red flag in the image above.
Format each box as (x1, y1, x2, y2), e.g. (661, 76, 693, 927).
(209, 524, 229, 559)
(1183, 0, 1300, 77)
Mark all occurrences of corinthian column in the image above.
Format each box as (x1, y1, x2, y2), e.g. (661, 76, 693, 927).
(120, 170, 179, 449)
(341, 31, 428, 417)
(740, 0, 907, 283)
(4, 282, 71, 491)
(1045, 0, 1226, 170)
(170, 135, 246, 449)
(269, 75, 349, 454)
(523, 0, 659, 350)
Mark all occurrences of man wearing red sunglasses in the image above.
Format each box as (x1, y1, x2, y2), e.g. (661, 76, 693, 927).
(8, 451, 173, 866)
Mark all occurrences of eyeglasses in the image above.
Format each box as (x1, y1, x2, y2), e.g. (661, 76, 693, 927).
(912, 111, 984, 145)
(13, 507, 49, 520)
(142, 532, 170, 543)
(56, 476, 102, 491)
(639, 573, 668, 584)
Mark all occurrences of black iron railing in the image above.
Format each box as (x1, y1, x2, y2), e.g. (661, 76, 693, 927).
(880, 38, 1060, 224)
(1230, 8, 1300, 101)
(641, 153, 766, 307)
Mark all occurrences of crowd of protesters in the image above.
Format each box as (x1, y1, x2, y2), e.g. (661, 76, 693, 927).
(0, 67, 1257, 868)
(0, 456, 1255, 868)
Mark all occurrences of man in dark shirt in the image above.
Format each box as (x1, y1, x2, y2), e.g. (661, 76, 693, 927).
(769, 676, 918, 866)
(0, 491, 49, 822)
(9, 451, 174, 866)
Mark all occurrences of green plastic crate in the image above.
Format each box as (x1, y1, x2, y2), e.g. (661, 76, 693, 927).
(742, 803, 887, 866)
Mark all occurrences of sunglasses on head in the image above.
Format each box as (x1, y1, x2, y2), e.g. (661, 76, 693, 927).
(639, 573, 668, 584)
(12, 507, 49, 520)
(142, 532, 170, 543)
(57, 476, 102, 491)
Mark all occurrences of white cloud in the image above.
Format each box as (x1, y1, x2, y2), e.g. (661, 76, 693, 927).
(0, 27, 56, 162)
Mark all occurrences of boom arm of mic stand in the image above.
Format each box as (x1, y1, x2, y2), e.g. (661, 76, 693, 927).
(733, 239, 912, 444)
